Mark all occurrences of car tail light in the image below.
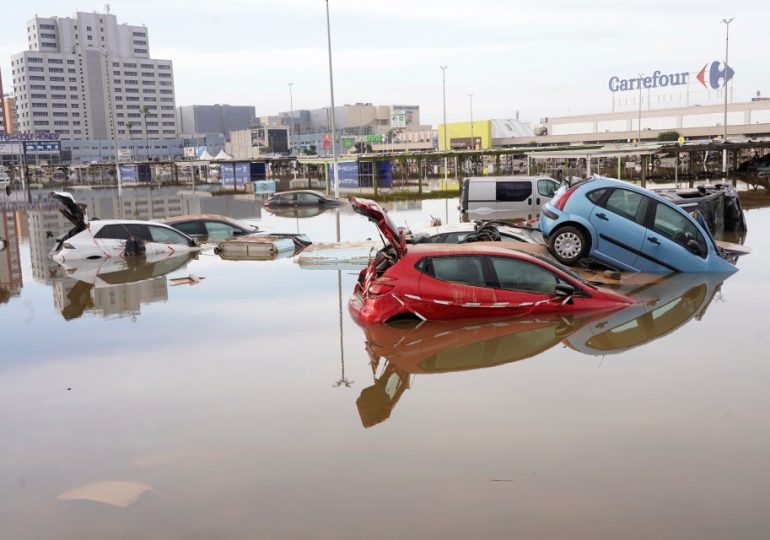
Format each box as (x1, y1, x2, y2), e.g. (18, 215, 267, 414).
(63, 243, 75, 249)
(368, 278, 395, 296)
(552, 185, 579, 211)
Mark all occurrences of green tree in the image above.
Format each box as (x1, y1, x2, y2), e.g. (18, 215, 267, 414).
(657, 130, 680, 142)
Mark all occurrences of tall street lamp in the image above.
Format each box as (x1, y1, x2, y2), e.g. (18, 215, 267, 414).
(324, 0, 339, 199)
(468, 93, 474, 149)
(101, 49, 122, 197)
(440, 65, 448, 189)
(637, 72, 644, 145)
(288, 82, 295, 155)
(721, 17, 735, 180)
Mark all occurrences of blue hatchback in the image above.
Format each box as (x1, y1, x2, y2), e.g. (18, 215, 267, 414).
(539, 177, 737, 273)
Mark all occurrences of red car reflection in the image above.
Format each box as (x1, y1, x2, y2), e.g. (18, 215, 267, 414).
(349, 198, 633, 323)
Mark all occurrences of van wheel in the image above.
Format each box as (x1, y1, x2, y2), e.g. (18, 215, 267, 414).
(549, 226, 587, 265)
(4, 186, 9, 196)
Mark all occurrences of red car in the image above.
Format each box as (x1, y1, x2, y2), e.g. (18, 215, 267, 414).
(349, 198, 634, 323)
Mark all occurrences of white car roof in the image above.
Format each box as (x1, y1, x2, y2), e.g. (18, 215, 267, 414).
(88, 219, 177, 231)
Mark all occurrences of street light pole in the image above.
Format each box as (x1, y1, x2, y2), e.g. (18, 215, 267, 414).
(721, 17, 735, 180)
(288, 82, 295, 155)
(102, 49, 122, 197)
(468, 93, 474, 149)
(440, 65, 448, 190)
(637, 72, 644, 145)
(324, 0, 339, 199)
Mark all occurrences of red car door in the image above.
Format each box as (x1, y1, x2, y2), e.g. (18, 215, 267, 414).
(414, 255, 498, 319)
(487, 256, 566, 314)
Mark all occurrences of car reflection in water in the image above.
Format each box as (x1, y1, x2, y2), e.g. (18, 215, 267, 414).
(53, 252, 197, 320)
(355, 312, 601, 428)
(264, 205, 333, 220)
(355, 271, 733, 427)
(564, 272, 730, 356)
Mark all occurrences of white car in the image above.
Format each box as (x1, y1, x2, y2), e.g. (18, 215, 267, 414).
(50, 192, 200, 262)
(0, 174, 10, 195)
(409, 221, 544, 245)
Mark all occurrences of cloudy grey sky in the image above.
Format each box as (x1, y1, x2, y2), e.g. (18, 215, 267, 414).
(1, 0, 767, 125)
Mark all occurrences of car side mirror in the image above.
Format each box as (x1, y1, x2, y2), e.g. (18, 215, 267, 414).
(554, 283, 575, 304)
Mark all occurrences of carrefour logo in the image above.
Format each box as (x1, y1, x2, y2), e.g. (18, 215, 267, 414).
(608, 71, 689, 92)
(696, 61, 734, 89)
(608, 61, 735, 92)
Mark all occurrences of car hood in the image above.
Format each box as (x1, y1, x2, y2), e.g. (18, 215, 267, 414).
(51, 191, 87, 229)
(350, 198, 406, 258)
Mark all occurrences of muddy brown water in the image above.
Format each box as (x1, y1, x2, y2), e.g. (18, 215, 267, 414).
(1, 188, 769, 539)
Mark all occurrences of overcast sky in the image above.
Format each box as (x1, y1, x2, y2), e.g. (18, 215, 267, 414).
(1, 0, 767, 126)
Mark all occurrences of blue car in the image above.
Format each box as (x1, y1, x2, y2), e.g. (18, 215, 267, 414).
(539, 177, 737, 273)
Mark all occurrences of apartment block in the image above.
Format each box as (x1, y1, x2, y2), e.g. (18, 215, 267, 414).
(10, 11, 177, 140)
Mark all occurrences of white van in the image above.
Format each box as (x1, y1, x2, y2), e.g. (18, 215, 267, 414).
(459, 176, 561, 219)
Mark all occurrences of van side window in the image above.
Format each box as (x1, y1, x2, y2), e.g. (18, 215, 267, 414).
(496, 181, 532, 202)
(537, 179, 558, 198)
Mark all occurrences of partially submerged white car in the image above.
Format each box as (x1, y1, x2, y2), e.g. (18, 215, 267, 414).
(49, 192, 200, 262)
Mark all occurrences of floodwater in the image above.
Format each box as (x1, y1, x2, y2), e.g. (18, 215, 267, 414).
(1, 187, 769, 540)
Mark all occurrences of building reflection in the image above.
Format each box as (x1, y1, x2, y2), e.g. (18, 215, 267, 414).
(52, 253, 196, 320)
(354, 271, 732, 428)
(0, 209, 23, 304)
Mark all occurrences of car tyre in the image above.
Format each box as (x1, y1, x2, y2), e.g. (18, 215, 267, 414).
(549, 226, 587, 266)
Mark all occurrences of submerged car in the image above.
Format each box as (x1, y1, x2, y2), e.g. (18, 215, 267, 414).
(264, 190, 345, 208)
(50, 192, 199, 262)
(162, 214, 260, 242)
(539, 177, 738, 273)
(349, 198, 633, 323)
(409, 221, 544, 245)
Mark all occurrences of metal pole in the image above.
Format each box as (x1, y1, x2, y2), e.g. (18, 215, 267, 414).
(468, 93, 474, 148)
(721, 17, 735, 181)
(440, 65, 448, 190)
(325, 0, 340, 199)
(103, 50, 122, 197)
(637, 73, 643, 145)
(288, 82, 295, 155)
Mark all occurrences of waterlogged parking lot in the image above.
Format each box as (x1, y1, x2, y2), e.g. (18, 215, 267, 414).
(1, 188, 770, 539)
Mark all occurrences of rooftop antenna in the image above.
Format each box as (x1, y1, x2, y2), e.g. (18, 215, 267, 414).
(104, 3, 111, 14)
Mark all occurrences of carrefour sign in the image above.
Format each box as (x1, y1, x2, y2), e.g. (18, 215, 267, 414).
(608, 61, 734, 92)
(609, 71, 689, 92)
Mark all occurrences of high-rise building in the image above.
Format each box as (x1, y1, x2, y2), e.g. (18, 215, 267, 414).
(177, 104, 255, 136)
(10, 10, 178, 140)
(0, 68, 6, 133)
